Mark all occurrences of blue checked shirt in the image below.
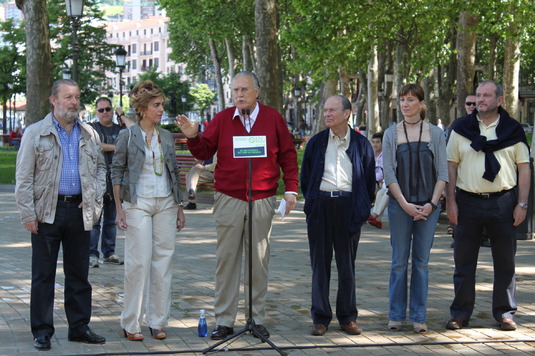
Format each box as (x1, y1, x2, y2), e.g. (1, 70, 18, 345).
(54, 116, 82, 195)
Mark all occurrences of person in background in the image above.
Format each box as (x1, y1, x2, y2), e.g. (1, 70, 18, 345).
(383, 83, 448, 334)
(446, 80, 530, 332)
(175, 71, 298, 341)
(111, 80, 186, 341)
(368, 132, 388, 228)
(184, 153, 217, 210)
(15, 79, 107, 350)
(9, 125, 23, 149)
(88, 97, 122, 267)
(301, 95, 375, 337)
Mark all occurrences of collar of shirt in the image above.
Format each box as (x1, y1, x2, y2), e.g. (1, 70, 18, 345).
(328, 126, 350, 147)
(476, 114, 500, 128)
(233, 102, 259, 132)
(53, 115, 80, 135)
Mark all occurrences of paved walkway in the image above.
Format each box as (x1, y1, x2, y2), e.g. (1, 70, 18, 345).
(1, 188, 535, 355)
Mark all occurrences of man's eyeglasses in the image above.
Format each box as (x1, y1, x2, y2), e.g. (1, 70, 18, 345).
(97, 107, 112, 113)
(465, 102, 476, 106)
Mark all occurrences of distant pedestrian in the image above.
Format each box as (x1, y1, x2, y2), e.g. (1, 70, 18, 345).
(15, 79, 107, 351)
(88, 97, 122, 268)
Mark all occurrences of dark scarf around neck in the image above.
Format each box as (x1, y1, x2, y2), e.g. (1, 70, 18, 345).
(452, 107, 528, 182)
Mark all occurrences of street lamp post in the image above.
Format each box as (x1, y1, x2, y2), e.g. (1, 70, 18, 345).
(65, 0, 84, 83)
(384, 67, 394, 124)
(181, 94, 186, 114)
(114, 46, 127, 108)
(293, 86, 301, 133)
(61, 68, 72, 80)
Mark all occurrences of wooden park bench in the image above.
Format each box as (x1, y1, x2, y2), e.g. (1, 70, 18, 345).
(175, 153, 215, 192)
(293, 137, 308, 149)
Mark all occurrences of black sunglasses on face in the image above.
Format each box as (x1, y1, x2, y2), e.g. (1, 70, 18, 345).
(465, 102, 476, 106)
(97, 107, 112, 113)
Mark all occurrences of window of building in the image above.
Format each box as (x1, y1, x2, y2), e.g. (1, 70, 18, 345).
(132, 44, 137, 53)
(132, 60, 137, 70)
(151, 28, 154, 34)
(154, 58, 159, 68)
(144, 29, 146, 35)
(154, 42, 159, 51)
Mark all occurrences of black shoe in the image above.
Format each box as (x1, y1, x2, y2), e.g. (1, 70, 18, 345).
(68, 328, 106, 344)
(253, 325, 270, 339)
(184, 202, 197, 210)
(188, 189, 196, 201)
(210, 325, 234, 340)
(446, 317, 469, 330)
(34, 335, 51, 350)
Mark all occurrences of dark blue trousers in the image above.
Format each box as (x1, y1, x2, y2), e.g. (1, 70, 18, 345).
(450, 189, 517, 322)
(89, 198, 117, 258)
(31, 200, 92, 339)
(307, 196, 361, 326)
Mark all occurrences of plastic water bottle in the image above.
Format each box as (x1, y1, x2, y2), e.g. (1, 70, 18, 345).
(198, 309, 208, 337)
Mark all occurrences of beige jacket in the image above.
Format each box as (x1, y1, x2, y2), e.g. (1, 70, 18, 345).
(15, 113, 106, 231)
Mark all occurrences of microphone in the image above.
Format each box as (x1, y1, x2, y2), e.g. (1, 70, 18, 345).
(242, 109, 252, 133)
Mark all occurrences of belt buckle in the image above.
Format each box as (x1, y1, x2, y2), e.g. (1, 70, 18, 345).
(330, 191, 340, 198)
(480, 193, 490, 199)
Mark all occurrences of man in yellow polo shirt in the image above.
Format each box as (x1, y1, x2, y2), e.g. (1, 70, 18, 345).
(445, 80, 530, 331)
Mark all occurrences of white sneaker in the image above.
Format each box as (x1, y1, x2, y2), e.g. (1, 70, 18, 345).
(89, 256, 99, 268)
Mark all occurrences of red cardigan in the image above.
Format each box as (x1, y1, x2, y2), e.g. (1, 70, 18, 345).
(187, 103, 298, 201)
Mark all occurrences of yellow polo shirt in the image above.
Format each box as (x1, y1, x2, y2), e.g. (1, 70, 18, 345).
(447, 117, 529, 193)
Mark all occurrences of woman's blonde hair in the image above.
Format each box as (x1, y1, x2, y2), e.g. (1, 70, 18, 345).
(130, 80, 166, 121)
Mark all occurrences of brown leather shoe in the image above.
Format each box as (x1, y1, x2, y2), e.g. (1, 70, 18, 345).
(210, 325, 234, 340)
(446, 317, 469, 330)
(311, 324, 328, 336)
(499, 317, 517, 331)
(339, 321, 362, 335)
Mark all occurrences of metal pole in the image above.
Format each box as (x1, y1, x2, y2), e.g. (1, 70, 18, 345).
(119, 68, 123, 108)
(72, 17, 80, 83)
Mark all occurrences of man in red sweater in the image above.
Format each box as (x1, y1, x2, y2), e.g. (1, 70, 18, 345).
(176, 72, 298, 340)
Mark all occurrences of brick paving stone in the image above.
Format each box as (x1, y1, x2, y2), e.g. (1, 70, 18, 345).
(1, 187, 535, 355)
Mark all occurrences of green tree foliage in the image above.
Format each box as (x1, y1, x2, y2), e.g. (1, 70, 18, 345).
(0, 19, 25, 129)
(137, 68, 191, 115)
(47, 0, 116, 105)
(189, 83, 215, 118)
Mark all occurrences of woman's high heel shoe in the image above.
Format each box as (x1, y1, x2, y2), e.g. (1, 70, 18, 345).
(149, 327, 167, 340)
(123, 329, 144, 341)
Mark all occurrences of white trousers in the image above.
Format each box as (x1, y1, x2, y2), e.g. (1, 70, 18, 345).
(212, 192, 276, 327)
(120, 195, 178, 333)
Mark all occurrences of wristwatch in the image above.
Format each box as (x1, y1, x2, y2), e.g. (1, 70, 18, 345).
(518, 202, 528, 209)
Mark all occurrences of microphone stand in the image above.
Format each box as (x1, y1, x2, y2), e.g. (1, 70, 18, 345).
(203, 110, 287, 356)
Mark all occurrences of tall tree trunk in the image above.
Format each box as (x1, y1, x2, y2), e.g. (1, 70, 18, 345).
(224, 38, 236, 80)
(255, 0, 282, 113)
(355, 69, 367, 129)
(339, 67, 351, 98)
(456, 11, 477, 115)
(367, 45, 379, 138)
(503, 36, 520, 119)
(488, 34, 498, 80)
(394, 31, 407, 123)
(313, 76, 337, 134)
(436, 30, 457, 126)
(208, 38, 225, 111)
(242, 35, 251, 72)
(23, 0, 53, 125)
(247, 38, 256, 73)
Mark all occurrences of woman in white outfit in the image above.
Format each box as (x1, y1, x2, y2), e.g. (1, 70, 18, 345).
(111, 80, 186, 341)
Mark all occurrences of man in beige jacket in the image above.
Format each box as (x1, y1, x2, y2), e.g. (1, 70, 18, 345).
(15, 79, 107, 351)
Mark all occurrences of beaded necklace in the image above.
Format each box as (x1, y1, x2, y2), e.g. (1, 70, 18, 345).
(144, 127, 164, 176)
